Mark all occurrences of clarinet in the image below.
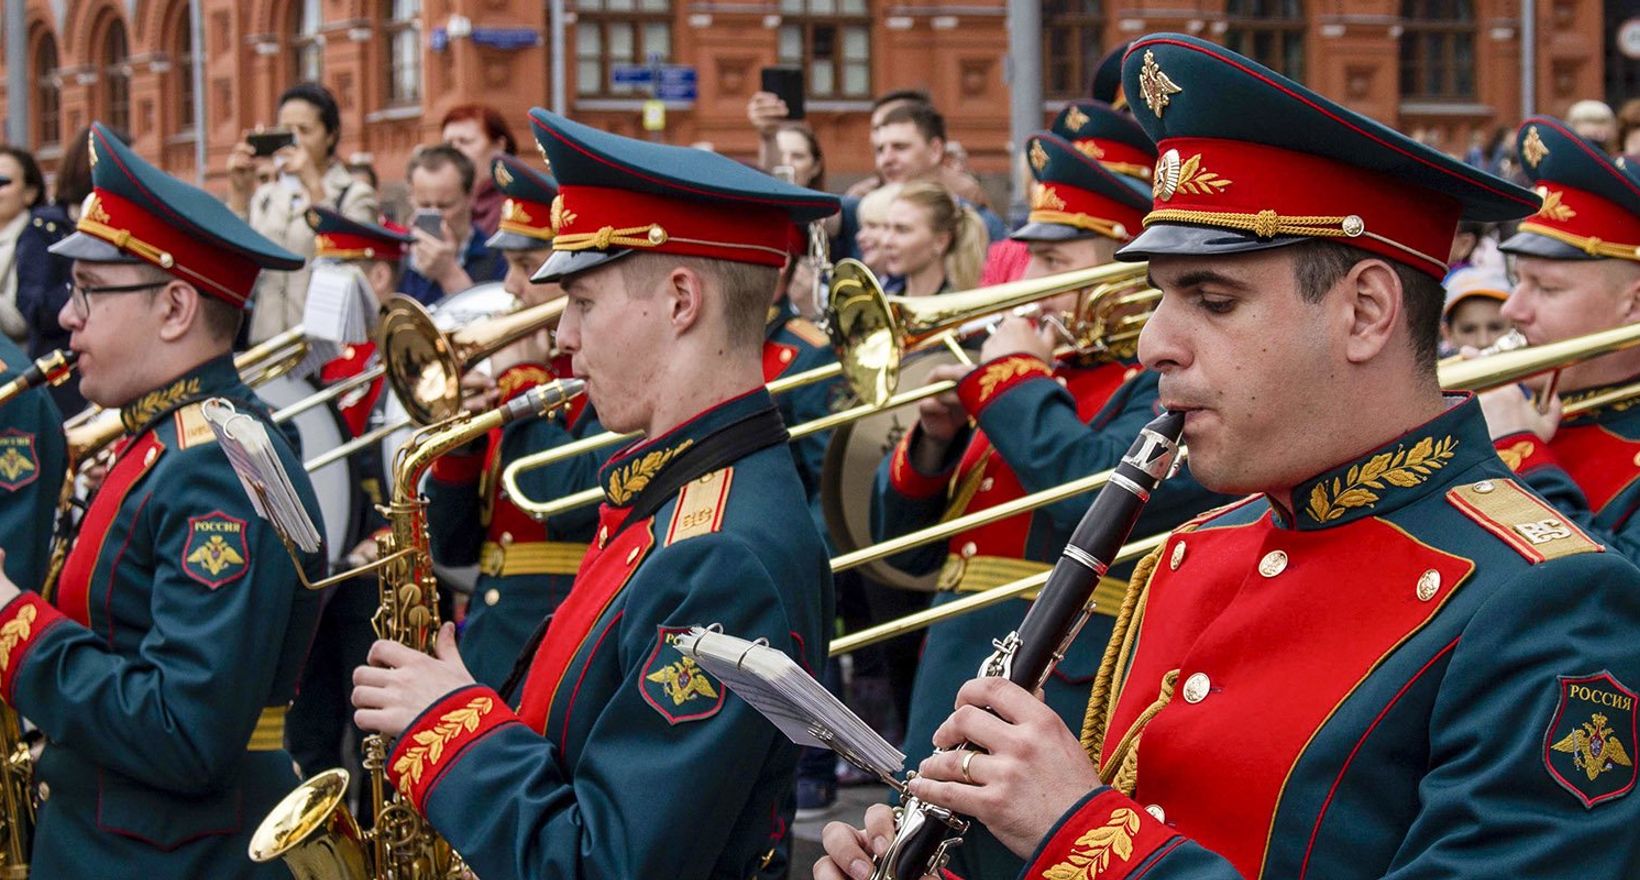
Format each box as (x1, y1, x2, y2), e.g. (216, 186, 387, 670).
(873, 409, 1186, 880)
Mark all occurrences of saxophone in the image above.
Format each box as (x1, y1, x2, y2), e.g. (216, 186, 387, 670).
(248, 377, 586, 880)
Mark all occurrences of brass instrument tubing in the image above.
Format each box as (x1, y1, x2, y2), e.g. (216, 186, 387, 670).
(273, 366, 386, 424)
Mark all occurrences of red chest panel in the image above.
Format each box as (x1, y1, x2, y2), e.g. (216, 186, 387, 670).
(56, 433, 164, 629)
(1104, 514, 1473, 877)
(319, 343, 384, 439)
(515, 505, 653, 732)
(946, 362, 1137, 556)
(1550, 422, 1640, 515)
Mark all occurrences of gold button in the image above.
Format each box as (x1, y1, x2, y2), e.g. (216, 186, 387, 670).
(1124, 367, 1139, 381)
(1145, 803, 1165, 822)
(343, 345, 356, 360)
(960, 541, 977, 559)
(979, 478, 994, 493)
(1631, 452, 1640, 468)
(1169, 540, 1186, 571)
(1416, 569, 1440, 602)
(1474, 481, 1495, 494)
(483, 588, 500, 606)
(1258, 550, 1288, 578)
(780, 349, 793, 363)
(499, 532, 513, 546)
(1181, 672, 1211, 704)
(626, 546, 640, 564)
(597, 525, 609, 548)
(35, 782, 47, 802)
(143, 447, 157, 466)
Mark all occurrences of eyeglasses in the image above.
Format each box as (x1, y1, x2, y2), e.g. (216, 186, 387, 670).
(66, 279, 168, 321)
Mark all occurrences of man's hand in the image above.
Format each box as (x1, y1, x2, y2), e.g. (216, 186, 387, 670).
(814, 804, 938, 880)
(1478, 384, 1562, 442)
(0, 552, 19, 607)
(746, 91, 790, 137)
(458, 369, 500, 415)
(905, 677, 1101, 858)
(352, 623, 477, 739)
(411, 224, 473, 294)
(908, 363, 972, 472)
(979, 316, 1056, 365)
(225, 140, 259, 210)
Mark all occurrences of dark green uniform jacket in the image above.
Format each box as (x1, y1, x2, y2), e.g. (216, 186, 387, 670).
(1024, 396, 1640, 880)
(0, 334, 66, 590)
(386, 388, 833, 879)
(0, 355, 324, 879)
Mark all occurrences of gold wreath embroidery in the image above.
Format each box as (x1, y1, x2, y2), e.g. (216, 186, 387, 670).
(645, 656, 720, 706)
(1169, 154, 1231, 198)
(1522, 126, 1549, 169)
(605, 440, 694, 505)
(1496, 440, 1535, 471)
(83, 195, 111, 225)
(1305, 435, 1458, 523)
(1041, 807, 1141, 880)
(1552, 712, 1635, 782)
(502, 198, 534, 225)
(1063, 104, 1091, 133)
(0, 448, 34, 482)
(497, 365, 551, 401)
(392, 695, 495, 797)
(0, 605, 37, 672)
(121, 378, 202, 432)
(977, 359, 1047, 402)
(1031, 184, 1068, 212)
(1074, 141, 1106, 161)
(1535, 188, 1576, 222)
(1138, 50, 1182, 118)
(550, 194, 577, 233)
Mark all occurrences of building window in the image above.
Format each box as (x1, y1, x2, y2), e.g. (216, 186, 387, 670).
(169, 4, 197, 134)
(384, 0, 421, 105)
(101, 18, 130, 135)
(574, 0, 672, 97)
(776, 0, 870, 100)
(1223, 0, 1304, 82)
(1042, 0, 1101, 100)
(33, 32, 59, 148)
(293, 0, 324, 84)
(1400, 0, 1476, 100)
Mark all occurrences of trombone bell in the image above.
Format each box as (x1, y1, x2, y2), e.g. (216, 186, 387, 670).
(379, 297, 461, 428)
(247, 768, 369, 880)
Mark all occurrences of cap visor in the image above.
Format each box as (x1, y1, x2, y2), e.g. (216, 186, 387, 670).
(1117, 223, 1307, 263)
(48, 231, 142, 263)
(1011, 221, 1101, 243)
(1498, 230, 1600, 261)
(486, 229, 554, 252)
(531, 248, 634, 284)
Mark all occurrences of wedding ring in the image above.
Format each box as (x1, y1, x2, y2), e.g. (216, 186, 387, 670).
(960, 750, 977, 785)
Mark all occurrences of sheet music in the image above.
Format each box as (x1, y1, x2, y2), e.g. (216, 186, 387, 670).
(200, 398, 322, 553)
(675, 626, 904, 781)
(303, 264, 379, 345)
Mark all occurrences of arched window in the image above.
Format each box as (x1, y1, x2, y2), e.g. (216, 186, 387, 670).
(1042, 0, 1101, 100)
(1224, 0, 1304, 82)
(384, 0, 421, 106)
(169, 4, 197, 134)
(293, 0, 324, 84)
(574, 0, 673, 97)
(776, 0, 871, 100)
(101, 17, 130, 134)
(33, 31, 60, 149)
(1400, 0, 1476, 100)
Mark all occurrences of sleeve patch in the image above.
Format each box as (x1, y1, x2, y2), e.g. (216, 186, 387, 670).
(181, 511, 251, 589)
(1544, 672, 1638, 808)
(640, 625, 725, 725)
(1446, 479, 1603, 563)
(665, 467, 733, 546)
(0, 429, 40, 492)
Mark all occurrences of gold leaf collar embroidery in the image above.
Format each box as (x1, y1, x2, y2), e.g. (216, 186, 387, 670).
(120, 377, 202, 433)
(1041, 807, 1141, 880)
(1304, 435, 1458, 524)
(605, 439, 694, 506)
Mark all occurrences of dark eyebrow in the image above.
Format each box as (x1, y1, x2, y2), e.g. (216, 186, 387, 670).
(1155, 268, 1252, 293)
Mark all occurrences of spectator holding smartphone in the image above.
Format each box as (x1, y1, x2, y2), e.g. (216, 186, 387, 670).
(399, 144, 506, 306)
(226, 82, 378, 344)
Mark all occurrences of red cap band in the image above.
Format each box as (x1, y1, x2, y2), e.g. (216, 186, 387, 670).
(551, 185, 792, 267)
(1030, 181, 1147, 241)
(81, 189, 263, 305)
(1519, 182, 1640, 261)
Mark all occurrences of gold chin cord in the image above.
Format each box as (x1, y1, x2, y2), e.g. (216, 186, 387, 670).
(247, 377, 585, 880)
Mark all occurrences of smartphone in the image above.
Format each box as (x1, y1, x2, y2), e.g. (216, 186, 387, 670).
(247, 130, 295, 157)
(760, 66, 805, 121)
(411, 209, 444, 239)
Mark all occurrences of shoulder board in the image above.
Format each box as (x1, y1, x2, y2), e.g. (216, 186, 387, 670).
(1447, 479, 1602, 563)
(665, 467, 734, 546)
(786, 318, 829, 348)
(172, 403, 219, 451)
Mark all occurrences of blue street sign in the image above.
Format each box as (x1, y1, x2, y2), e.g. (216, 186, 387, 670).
(610, 63, 697, 101)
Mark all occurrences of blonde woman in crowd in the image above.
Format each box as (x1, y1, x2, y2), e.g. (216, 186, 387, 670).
(854, 182, 902, 277)
(880, 179, 985, 296)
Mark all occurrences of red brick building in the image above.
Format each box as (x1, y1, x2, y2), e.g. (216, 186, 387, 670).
(0, 0, 1630, 196)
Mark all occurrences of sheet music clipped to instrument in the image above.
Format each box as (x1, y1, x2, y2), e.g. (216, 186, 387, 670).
(200, 398, 323, 553)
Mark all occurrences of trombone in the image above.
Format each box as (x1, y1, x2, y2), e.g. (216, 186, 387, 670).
(301, 294, 568, 473)
(500, 259, 1157, 519)
(823, 318, 1640, 654)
